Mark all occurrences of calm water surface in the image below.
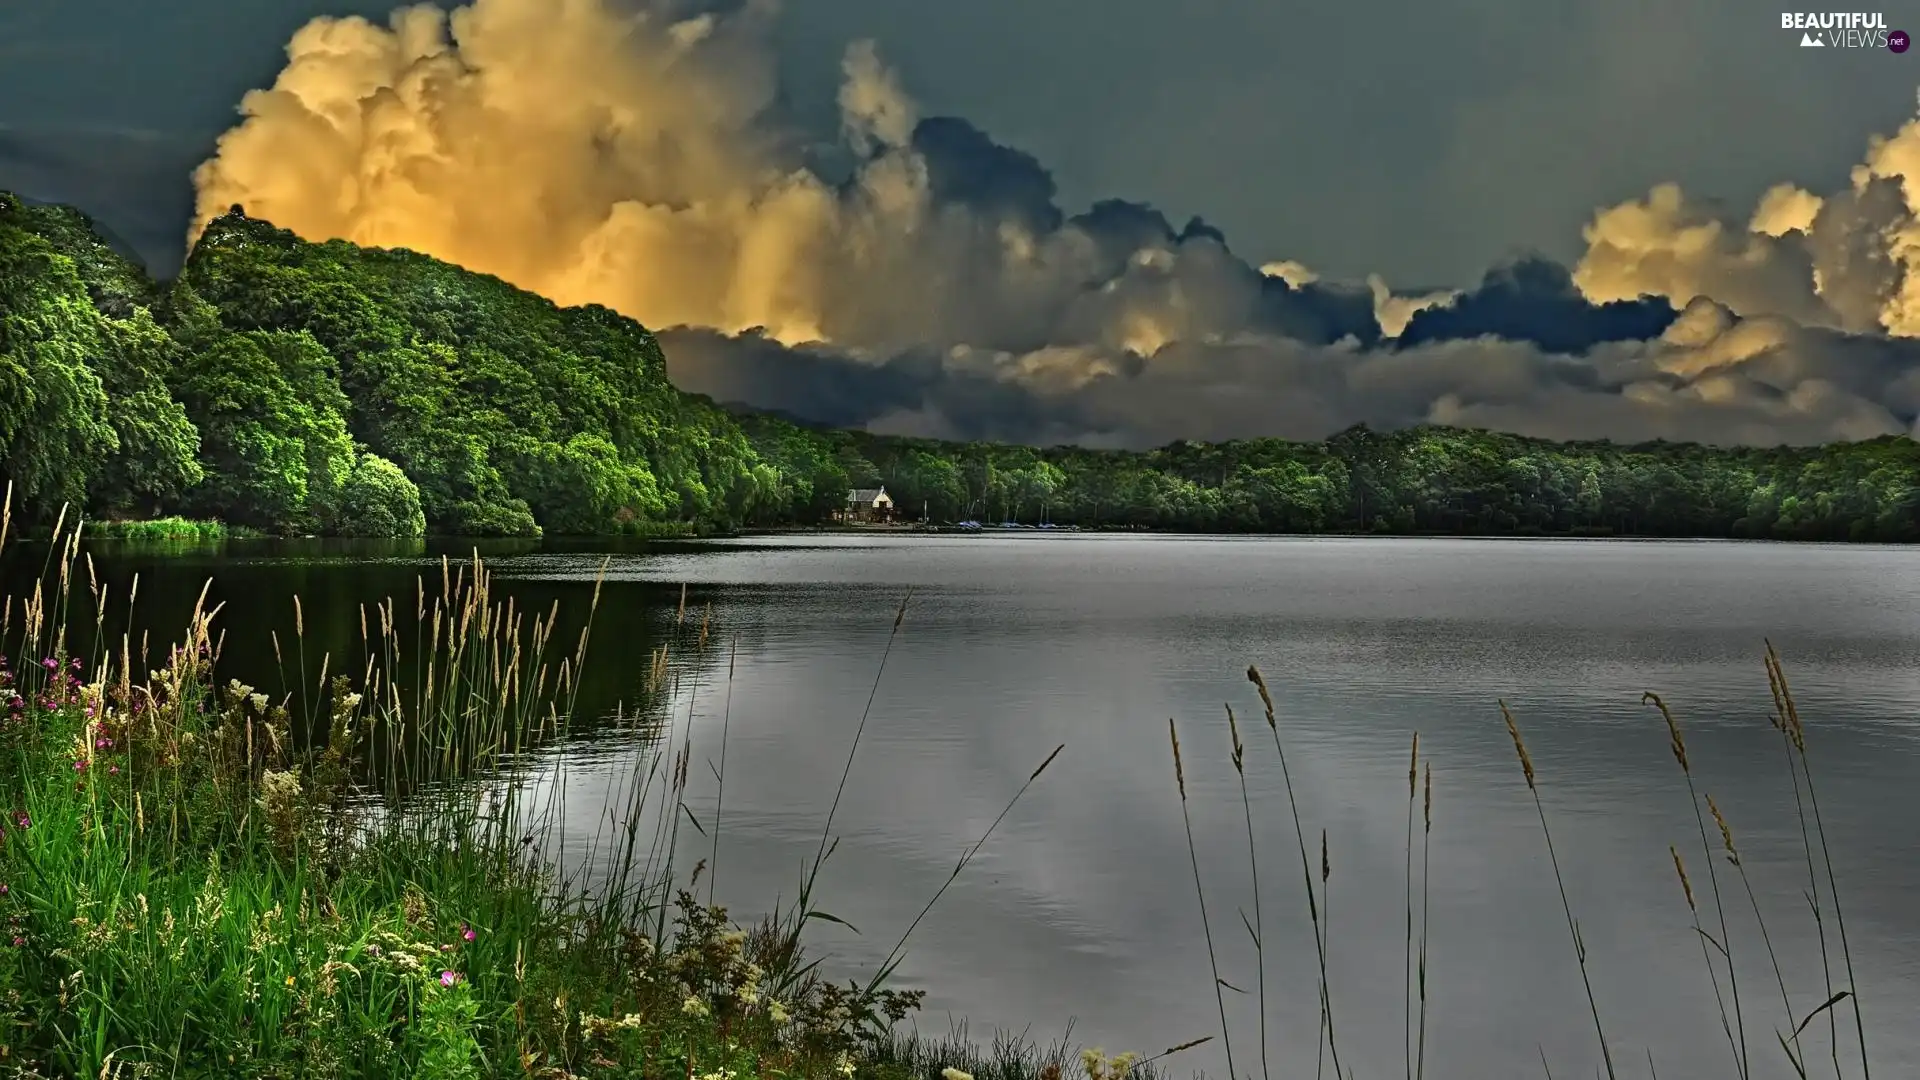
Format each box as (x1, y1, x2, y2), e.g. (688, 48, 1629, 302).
(25, 534, 1920, 1080)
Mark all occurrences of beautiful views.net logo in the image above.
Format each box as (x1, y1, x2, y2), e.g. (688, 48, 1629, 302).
(1781, 11, 1908, 49)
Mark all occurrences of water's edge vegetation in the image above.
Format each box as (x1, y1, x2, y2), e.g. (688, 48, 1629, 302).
(6, 191, 1920, 544)
(0, 500, 1886, 1079)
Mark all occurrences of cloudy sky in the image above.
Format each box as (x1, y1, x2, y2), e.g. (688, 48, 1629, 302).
(6, 0, 1920, 449)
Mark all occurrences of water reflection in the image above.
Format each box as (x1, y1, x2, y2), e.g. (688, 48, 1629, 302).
(4, 533, 1917, 1080)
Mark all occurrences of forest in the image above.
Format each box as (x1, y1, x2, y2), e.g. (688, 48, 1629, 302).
(5, 190, 1919, 543)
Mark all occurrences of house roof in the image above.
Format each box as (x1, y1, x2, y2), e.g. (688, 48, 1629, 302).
(847, 488, 889, 503)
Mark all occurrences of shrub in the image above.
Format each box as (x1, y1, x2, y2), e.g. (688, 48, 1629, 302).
(334, 452, 427, 538)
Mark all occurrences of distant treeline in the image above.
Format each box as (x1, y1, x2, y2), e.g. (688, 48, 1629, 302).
(5, 191, 1918, 542)
(742, 416, 1920, 541)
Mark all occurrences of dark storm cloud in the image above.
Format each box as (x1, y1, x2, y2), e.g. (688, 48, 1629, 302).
(0, 125, 207, 272)
(1396, 257, 1677, 354)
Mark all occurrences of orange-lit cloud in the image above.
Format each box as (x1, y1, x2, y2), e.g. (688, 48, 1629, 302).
(192, 0, 1920, 449)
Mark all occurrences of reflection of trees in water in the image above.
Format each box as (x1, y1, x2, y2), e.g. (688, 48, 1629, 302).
(0, 535, 737, 795)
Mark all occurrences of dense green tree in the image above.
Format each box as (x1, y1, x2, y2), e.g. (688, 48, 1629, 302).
(334, 452, 427, 538)
(170, 329, 356, 532)
(0, 225, 117, 513)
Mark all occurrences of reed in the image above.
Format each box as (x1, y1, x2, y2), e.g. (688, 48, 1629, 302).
(1767, 641, 1869, 1078)
(1226, 703, 1271, 1080)
(1707, 790, 1804, 1074)
(1245, 664, 1344, 1079)
(708, 633, 737, 908)
(1169, 717, 1237, 1080)
(1403, 730, 1419, 1080)
(1643, 690, 1747, 1078)
(1500, 700, 1617, 1080)
(1416, 761, 1432, 1080)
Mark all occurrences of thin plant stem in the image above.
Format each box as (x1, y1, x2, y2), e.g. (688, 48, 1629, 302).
(1404, 731, 1419, 1080)
(1417, 761, 1432, 1080)
(1170, 718, 1236, 1080)
(1769, 644, 1869, 1078)
(1226, 704, 1269, 1080)
(1501, 701, 1616, 1080)
(1644, 692, 1747, 1080)
(1246, 665, 1344, 1080)
(1766, 643, 1837, 1079)
(867, 743, 1065, 994)
(708, 634, 737, 908)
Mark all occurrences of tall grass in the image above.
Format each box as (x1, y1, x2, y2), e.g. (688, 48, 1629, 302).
(1645, 690, 1748, 1078)
(0, 500, 1143, 1080)
(1245, 664, 1344, 1079)
(1500, 701, 1617, 1080)
(1163, 657, 1879, 1080)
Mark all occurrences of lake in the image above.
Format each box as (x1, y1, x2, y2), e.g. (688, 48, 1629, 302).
(13, 532, 1920, 1080)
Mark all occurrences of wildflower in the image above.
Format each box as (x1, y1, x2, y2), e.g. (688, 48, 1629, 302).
(285, 976, 295, 988)
(0, 884, 8, 895)
(462, 924, 476, 942)
(40, 658, 56, 671)
(12, 813, 28, 830)
(108, 766, 118, 776)
(72, 760, 85, 772)
(943, 1070, 976, 1080)
(681, 995, 710, 1018)
(767, 999, 790, 1025)
(835, 1052, 856, 1077)
(10, 936, 21, 947)
(440, 971, 461, 988)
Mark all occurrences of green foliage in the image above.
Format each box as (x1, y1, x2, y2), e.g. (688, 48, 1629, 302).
(0, 538, 946, 1079)
(170, 328, 356, 533)
(0, 203, 118, 512)
(741, 415, 1920, 540)
(336, 452, 428, 538)
(93, 308, 204, 513)
(4, 190, 1920, 541)
(179, 209, 762, 536)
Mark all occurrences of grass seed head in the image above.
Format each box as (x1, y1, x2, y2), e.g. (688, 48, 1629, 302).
(1423, 762, 1433, 831)
(1706, 794, 1740, 867)
(1409, 730, 1420, 795)
(1499, 701, 1536, 790)
(1245, 665, 1277, 730)
(1168, 719, 1186, 800)
(1643, 692, 1689, 775)
(1670, 845, 1696, 912)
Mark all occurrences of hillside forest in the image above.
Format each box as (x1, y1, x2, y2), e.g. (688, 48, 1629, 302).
(5, 191, 1920, 543)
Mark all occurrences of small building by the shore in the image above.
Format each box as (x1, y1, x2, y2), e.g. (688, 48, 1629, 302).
(842, 487, 894, 523)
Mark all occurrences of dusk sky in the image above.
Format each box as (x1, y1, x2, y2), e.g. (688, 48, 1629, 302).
(6, 0, 1920, 448)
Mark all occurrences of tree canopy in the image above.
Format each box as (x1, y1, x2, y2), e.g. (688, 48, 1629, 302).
(3, 190, 1918, 543)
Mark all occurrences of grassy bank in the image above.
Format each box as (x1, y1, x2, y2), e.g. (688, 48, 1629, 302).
(0, 504, 1180, 1080)
(43, 517, 256, 542)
